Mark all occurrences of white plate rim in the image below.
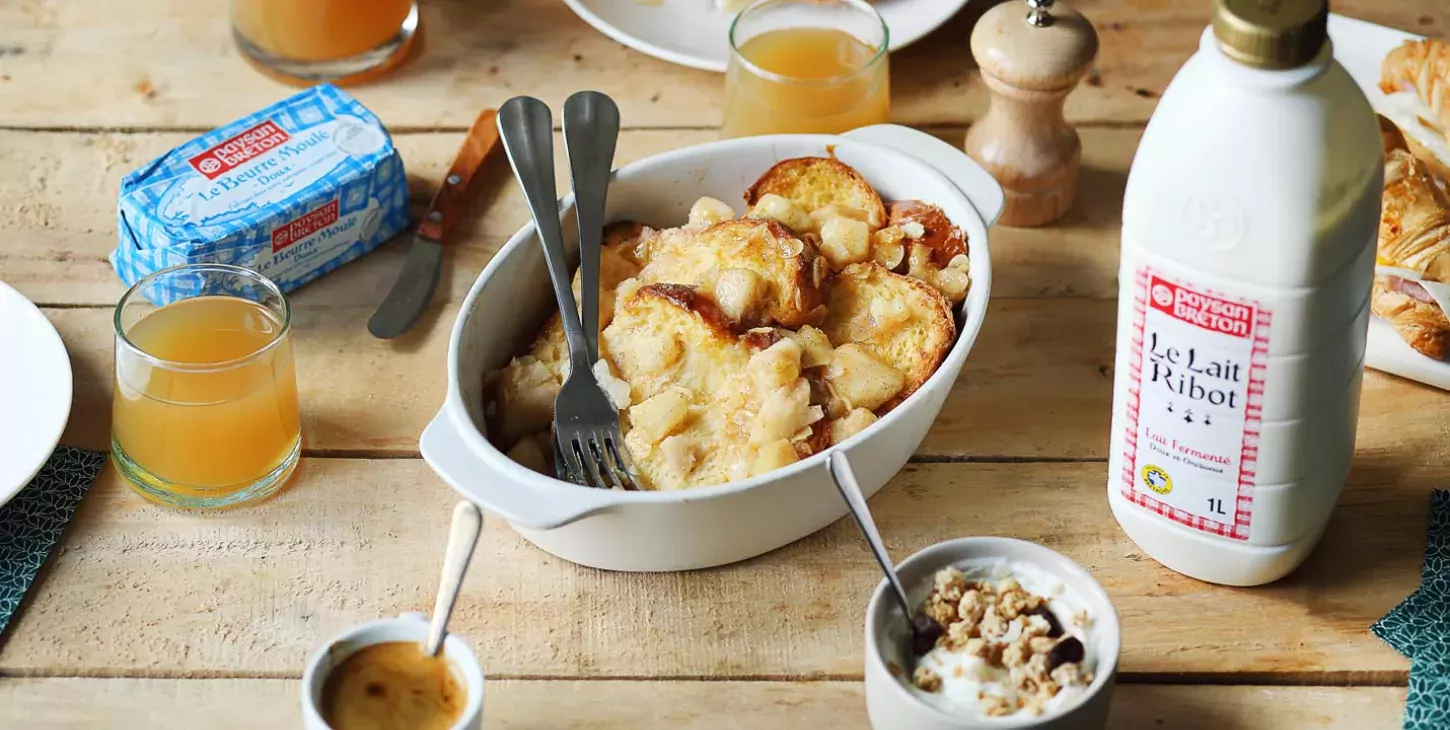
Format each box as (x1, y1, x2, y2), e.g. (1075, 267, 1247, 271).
(562, 0, 972, 73)
(0, 281, 74, 507)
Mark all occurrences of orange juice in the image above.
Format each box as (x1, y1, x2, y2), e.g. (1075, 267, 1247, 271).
(723, 27, 890, 137)
(232, 0, 415, 62)
(113, 296, 300, 501)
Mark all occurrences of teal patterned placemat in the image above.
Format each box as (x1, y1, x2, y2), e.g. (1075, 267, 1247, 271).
(1371, 489, 1450, 729)
(1406, 658, 1450, 730)
(0, 446, 106, 636)
(1374, 491, 1450, 660)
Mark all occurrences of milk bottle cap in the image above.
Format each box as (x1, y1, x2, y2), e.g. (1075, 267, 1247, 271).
(1212, 0, 1328, 70)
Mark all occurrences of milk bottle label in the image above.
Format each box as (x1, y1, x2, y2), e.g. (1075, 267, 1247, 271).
(1119, 267, 1270, 540)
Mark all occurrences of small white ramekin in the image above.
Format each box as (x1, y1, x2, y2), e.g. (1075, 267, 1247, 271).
(864, 538, 1120, 730)
(300, 612, 485, 730)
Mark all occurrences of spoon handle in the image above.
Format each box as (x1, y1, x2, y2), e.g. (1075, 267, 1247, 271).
(425, 501, 484, 657)
(497, 97, 591, 374)
(562, 90, 620, 363)
(827, 451, 913, 616)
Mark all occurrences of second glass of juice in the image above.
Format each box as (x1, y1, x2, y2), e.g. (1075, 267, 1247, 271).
(722, 0, 890, 138)
(112, 264, 301, 509)
(231, 0, 418, 84)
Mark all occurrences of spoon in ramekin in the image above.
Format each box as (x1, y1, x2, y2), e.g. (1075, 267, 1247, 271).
(424, 501, 484, 657)
(826, 451, 941, 666)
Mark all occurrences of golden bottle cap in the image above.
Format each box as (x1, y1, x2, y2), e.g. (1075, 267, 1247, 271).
(1212, 0, 1328, 69)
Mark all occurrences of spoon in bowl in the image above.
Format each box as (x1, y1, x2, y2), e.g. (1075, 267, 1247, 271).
(424, 501, 484, 657)
(826, 451, 942, 662)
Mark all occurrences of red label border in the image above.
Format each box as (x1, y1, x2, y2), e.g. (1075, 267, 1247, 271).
(1120, 267, 1269, 541)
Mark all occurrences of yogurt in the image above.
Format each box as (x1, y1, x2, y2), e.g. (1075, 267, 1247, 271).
(903, 559, 1095, 720)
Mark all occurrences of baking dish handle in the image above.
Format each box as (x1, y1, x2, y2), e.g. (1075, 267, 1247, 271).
(420, 412, 617, 530)
(843, 124, 1006, 228)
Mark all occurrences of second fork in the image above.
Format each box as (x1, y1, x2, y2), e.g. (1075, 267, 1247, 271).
(496, 93, 640, 491)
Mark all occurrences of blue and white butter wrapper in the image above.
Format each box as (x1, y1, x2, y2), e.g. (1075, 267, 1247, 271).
(112, 84, 409, 298)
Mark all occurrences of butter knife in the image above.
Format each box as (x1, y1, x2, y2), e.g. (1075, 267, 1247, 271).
(368, 109, 501, 339)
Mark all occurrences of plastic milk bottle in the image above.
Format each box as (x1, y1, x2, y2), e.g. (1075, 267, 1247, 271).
(1107, 0, 1382, 586)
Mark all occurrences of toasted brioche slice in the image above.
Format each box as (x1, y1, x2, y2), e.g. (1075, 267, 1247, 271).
(603, 283, 751, 405)
(603, 220, 652, 265)
(746, 157, 887, 229)
(636, 218, 829, 329)
(1373, 275, 1450, 359)
(822, 262, 955, 412)
(602, 284, 757, 490)
(572, 235, 642, 328)
(493, 315, 569, 448)
(493, 234, 641, 447)
(604, 285, 823, 490)
(889, 200, 968, 267)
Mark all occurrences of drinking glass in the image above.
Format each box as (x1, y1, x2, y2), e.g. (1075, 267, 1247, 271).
(231, 0, 418, 84)
(722, 0, 890, 138)
(112, 264, 301, 509)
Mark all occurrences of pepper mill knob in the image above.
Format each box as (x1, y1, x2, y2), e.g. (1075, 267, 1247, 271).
(964, 0, 1099, 227)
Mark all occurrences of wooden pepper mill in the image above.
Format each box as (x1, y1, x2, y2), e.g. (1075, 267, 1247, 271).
(964, 0, 1099, 227)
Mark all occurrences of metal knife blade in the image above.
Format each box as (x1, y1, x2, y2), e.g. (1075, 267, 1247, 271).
(367, 233, 444, 339)
(368, 108, 501, 339)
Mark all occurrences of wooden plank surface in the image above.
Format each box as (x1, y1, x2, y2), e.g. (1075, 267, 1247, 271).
(0, 678, 1409, 729)
(42, 297, 1446, 462)
(0, 126, 1133, 308)
(4, 0, 1445, 722)
(1, 1, 1442, 131)
(0, 458, 1419, 680)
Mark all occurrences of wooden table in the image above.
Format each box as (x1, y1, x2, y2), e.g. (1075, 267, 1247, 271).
(0, 0, 1444, 726)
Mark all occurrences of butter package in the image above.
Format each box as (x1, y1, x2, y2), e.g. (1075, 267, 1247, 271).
(112, 84, 409, 296)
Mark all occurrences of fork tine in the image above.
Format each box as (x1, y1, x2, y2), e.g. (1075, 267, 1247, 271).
(594, 432, 630, 491)
(581, 432, 612, 490)
(559, 432, 593, 488)
(552, 433, 582, 485)
(603, 432, 641, 491)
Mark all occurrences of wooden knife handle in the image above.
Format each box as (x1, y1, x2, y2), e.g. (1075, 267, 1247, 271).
(417, 108, 501, 242)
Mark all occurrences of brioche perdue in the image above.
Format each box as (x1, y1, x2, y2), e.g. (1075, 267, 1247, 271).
(822, 262, 956, 413)
(746, 157, 888, 229)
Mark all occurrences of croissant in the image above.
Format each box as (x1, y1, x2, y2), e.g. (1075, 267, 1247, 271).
(1374, 115, 1450, 359)
(1381, 39, 1450, 142)
(1372, 275, 1450, 359)
(1377, 120, 1450, 281)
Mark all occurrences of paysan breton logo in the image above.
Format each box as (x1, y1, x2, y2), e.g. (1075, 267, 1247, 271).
(187, 119, 292, 180)
(1148, 276, 1255, 338)
(272, 198, 340, 253)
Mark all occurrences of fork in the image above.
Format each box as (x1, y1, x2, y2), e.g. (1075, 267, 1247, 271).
(497, 94, 640, 491)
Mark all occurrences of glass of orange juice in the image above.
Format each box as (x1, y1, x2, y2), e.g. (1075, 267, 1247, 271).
(112, 264, 301, 509)
(722, 0, 890, 138)
(231, 0, 418, 85)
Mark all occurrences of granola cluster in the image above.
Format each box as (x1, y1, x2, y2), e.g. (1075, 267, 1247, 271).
(909, 566, 1092, 718)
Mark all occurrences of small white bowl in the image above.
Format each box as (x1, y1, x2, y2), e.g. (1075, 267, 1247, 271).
(300, 612, 485, 730)
(864, 538, 1120, 730)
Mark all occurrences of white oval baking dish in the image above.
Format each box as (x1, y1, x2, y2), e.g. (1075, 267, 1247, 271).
(421, 124, 1003, 572)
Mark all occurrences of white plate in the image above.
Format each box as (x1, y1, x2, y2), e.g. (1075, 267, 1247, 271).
(0, 281, 74, 506)
(563, 0, 970, 73)
(1328, 15, 1450, 389)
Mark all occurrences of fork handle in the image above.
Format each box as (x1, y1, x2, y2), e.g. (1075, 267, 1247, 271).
(498, 97, 592, 372)
(563, 91, 620, 363)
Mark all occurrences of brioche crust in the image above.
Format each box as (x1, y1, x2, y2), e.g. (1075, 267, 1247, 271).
(822, 262, 956, 413)
(490, 157, 969, 489)
(746, 157, 888, 229)
(637, 218, 829, 329)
